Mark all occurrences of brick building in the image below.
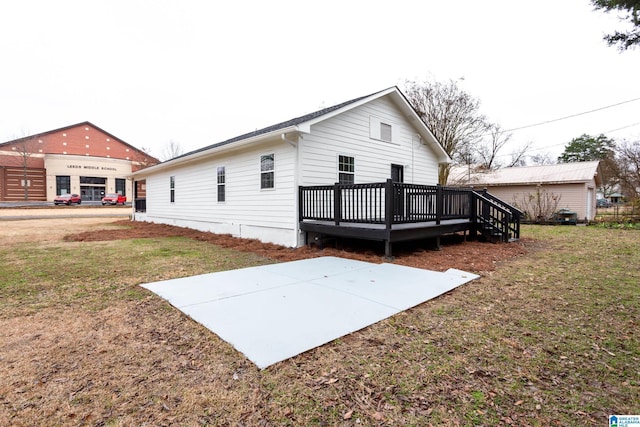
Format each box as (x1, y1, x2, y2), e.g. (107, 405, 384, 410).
(0, 122, 159, 202)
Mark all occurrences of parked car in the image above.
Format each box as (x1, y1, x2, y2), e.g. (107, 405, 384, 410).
(101, 193, 127, 205)
(54, 194, 82, 205)
(596, 199, 612, 208)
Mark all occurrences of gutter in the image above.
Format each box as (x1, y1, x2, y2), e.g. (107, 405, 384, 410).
(132, 125, 304, 178)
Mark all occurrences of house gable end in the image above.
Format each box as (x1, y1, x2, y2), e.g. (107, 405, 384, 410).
(142, 87, 450, 176)
(0, 121, 158, 166)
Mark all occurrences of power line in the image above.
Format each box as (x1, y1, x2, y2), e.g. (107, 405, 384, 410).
(497, 96, 640, 134)
(488, 120, 640, 160)
(601, 121, 640, 135)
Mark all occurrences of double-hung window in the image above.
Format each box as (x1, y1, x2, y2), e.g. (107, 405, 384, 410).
(217, 167, 225, 202)
(338, 155, 355, 184)
(260, 154, 274, 189)
(170, 176, 175, 203)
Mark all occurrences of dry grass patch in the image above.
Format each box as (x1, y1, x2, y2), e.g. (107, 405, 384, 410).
(1, 221, 638, 426)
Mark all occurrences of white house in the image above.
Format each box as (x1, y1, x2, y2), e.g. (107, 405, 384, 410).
(132, 87, 451, 247)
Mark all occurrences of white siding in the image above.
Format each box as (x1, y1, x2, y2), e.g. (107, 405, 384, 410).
(141, 138, 299, 246)
(300, 96, 440, 186)
(136, 92, 445, 248)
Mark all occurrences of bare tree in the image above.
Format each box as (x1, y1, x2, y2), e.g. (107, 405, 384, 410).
(404, 78, 489, 184)
(616, 139, 640, 200)
(454, 140, 479, 168)
(506, 142, 532, 167)
(512, 184, 562, 222)
(475, 124, 514, 170)
(14, 134, 39, 200)
(529, 152, 556, 166)
(160, 140, 184, 161)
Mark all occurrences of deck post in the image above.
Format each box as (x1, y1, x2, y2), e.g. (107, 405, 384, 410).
(482, 187, 489, 226)
(384, 239, 393, 259)
(384, 179, 394, 230)
(333, 183, 341, 226)
(435, 184, 443, 225)
(298, 186, 303, 222)
(469, 190, 478, 240)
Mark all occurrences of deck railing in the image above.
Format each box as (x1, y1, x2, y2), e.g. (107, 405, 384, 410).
(299, 180, 473, 227)
(298, 180, 521, 241)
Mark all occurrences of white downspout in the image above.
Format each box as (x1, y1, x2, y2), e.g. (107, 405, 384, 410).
(281, 133, 301, 247)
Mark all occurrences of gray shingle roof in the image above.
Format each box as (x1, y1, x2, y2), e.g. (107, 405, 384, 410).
(171, 88, 391, 161)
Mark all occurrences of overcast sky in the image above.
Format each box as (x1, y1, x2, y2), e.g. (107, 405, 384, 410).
(1, 0, 638, 163)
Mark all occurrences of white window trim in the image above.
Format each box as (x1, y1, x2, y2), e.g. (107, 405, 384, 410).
(337, 153, 355, 184)
(369, 116, 400, 144)
(260, 153, 275, 190)
(217, 166, 226, 203)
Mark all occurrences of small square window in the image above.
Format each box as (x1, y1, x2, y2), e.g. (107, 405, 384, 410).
(380, 123, 392, 142)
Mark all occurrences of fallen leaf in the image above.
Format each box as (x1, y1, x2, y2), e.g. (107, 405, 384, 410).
(372, 411, 384, 421)
(515, 400, 524, 406)
(343, 410, 353, 420)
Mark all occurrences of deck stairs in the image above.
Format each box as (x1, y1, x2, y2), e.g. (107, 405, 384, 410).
(473, 190, 522, 243)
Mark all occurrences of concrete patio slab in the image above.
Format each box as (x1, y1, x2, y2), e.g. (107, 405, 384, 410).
(141, 256, 478, 369)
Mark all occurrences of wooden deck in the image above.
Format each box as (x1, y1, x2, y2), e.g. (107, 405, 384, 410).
(299, 180, 521, 257)
(300, 218, 472, 256)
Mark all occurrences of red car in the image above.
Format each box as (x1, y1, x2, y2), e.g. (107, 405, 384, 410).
(54, 193, 82, 205)
(101, 193, 127, 205)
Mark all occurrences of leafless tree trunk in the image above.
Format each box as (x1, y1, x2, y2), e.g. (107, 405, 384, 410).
(506, 142, 532, 167)
(476, 124, 516, 170)
(616, 140, 640, 200)
(16, 135, 38, 200)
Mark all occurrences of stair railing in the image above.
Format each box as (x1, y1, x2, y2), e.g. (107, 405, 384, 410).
(472, 189, 521, 241)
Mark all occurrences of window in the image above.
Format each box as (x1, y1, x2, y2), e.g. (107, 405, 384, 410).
(80, 176, 106, 185)
(170, 176, 175, 203)
(369, 116, 396, 143)
(260, 154, 274, 189)
(217, 167, 225, 202)
(338, 155, 355, 184)
(115, 178, 126, 196)
(56, 175, 71, 195)
(380, 123, 392, 142)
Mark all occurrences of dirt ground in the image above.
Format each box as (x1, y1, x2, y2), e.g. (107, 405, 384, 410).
(62, 219, 529, 273)
(0, 205, 530, 273)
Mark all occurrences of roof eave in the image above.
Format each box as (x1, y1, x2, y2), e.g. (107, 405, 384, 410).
(132, 125, 302, 177)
